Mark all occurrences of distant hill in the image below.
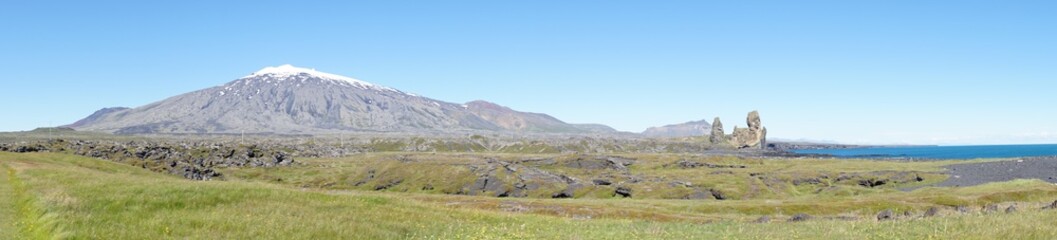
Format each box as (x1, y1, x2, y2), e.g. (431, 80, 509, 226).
(68, 65, 617, 135)
(30, 127, 77, 133)
(463, 100, 615, 133)
(641, 119, 711, 138)
(65, 107, 130, 128)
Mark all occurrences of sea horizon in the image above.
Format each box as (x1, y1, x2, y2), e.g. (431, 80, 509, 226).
(793, 143, 1057, 159)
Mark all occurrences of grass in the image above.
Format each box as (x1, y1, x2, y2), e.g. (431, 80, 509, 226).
(3, 152, 1057, 239)
(0, 163, 20, 239)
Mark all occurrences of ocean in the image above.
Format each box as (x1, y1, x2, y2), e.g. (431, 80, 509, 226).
(791, 144, 1057, 159)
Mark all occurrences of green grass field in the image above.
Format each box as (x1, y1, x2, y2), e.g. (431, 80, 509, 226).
(3, 152, 1057, 239)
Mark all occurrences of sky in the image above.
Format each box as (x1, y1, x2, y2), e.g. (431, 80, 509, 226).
(1, 1, 1055, 145)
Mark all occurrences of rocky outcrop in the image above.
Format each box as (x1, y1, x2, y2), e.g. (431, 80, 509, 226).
(564, 156, 635, 171)
(709, 117, 725, 144)
(730, 111, 767, 149)
(0, 140, 296, 180)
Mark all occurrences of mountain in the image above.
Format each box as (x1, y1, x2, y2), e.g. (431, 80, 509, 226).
(69, 65, 616, 135)
(65, 107, 130, 128)
(463, 100, 616, 133)
(641, 119, 711, 138)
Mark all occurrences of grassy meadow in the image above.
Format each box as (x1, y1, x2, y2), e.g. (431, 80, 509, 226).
(3, 152, 1057, 239)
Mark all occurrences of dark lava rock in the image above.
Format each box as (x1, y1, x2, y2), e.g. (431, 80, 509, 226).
(15, 145, 43, 153)
(858, 178, 887, 188)
(1044, 200, 1057, 210)
(937, 157, 1057, 187)
(374, 178, 404, 191)
(710, 189, 727, 200)
(788, 213, 812, 222)
(175, 165, 220, 181)
(2, 140, 297, 180)
(615, 186, 633, 198)
(924, 207, 940, 217)
(792, 178, 823, 186)
(876, 209, 895, 221)
(552, 184, 583, 198)
(471, 175, 508, 197)
(566, 156, 635, 171)
(592, 179, 612, 186)
(983, 204, 999, 213)
(673, 160, 746, 169)
(354, 170, 376, 186)
(1005, 205, 1018, 214)
(834, 215, 859, 221)
(510, 182, 542, 198)
(753, 216, 771, 223)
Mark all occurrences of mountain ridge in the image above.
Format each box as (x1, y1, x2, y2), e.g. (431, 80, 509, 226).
(641, 119, 712, 138)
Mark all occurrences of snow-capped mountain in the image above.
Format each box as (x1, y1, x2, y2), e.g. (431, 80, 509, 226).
(69, 65, 615, 135)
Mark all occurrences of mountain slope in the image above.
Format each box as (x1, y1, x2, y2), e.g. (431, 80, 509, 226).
(70, 65, 614, 134)
(641, 119, 711, 138)
(64, 107, 130, 128)
(463, 100, 615, 133)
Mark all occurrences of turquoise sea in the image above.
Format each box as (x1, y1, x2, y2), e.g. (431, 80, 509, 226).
(791, 144, 1057, 159)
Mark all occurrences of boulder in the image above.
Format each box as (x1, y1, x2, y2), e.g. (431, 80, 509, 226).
(1005, 205, 1018, 213)
(876, 209, 894, 221)
(615, 186, 632, 198)
(710, 189, 727, 200)
(754, 216, 771, 223)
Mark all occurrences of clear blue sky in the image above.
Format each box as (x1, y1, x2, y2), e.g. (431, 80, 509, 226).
(1, 1, 1055, 145)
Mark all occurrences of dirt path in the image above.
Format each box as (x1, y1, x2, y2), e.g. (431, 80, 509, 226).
(936, 157, 1057, 187)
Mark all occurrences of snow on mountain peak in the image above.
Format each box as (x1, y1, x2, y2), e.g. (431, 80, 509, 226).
(244, 64, 393, 91)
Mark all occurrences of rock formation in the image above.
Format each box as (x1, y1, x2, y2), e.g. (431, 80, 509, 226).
(730, 111, 767, 149)
(709, 117, 725, 144)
